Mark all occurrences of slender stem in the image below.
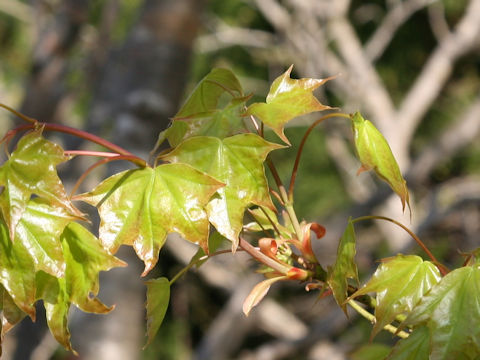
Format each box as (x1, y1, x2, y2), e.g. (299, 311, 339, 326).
(0, 104, 146, 164)
(258, 206, 282, 237)
(239, 237, 291, 275)
(353, 215, 449, 276)
(69, 155, 143, 197)
(169, 249, 237, 286)
(64, 150, 122, 158)
(42, 123, 138, 158)
(266, 158, 303, 241)
(0, 103, 37, 124)
(348, 300, 409, 339)
(289, 112, 350, 201)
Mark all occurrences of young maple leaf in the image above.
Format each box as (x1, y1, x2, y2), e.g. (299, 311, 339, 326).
(349, 255, 441, 339)
(161, 133, 283, 250)
(0, 129, 83, 240)
(246, 65, 334, 144)
(75, 164, 224, 276)
(351, 112, 410, 212)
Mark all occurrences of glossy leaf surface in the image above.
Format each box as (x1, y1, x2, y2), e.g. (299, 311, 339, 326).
(0, 217, 36, 318)
(350, 255, 441, 338)
(246, 65, 333, 144)
(0, 129, 82, 239)
(77, 164, 223, 275)
(164, 96, 250, 147)
(162, 134, 283, 248)
(145, 277, 170, 347)
(387, 325, 430, 360)
(36, 271, 73, 352)
(16, 198, 76, 277)
(402, 266, 480, 360)
(351, 343, 392, 360)
(0, 285, 26, 336)
(351, 112, 410, 211)
(175, 68, 243, 119)
(327, 218, 358, 314)
(61, 222, 126, 313)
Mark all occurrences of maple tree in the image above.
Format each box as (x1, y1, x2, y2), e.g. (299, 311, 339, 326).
(0, 66, 478, 359)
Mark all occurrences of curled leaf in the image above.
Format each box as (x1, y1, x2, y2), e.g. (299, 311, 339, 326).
(327, 218, 358, 315)
(243, 276, 287, 316)
(351, 112, 410, 212)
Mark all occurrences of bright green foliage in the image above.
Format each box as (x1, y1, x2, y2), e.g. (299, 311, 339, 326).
(175, 68, 243, 118)
(0, 217, 36, 317)
(161, 68, 245, 147)
(1, 285, 26, 336)
(77, 164, 224, 275)
(387, 326, 431, 360)
(36, 272, 73, 352)
(247, 65, 333, 144)
(327, 218, 358, 314)
(161, 134, 283, 248)
(0, 129, 83, 239)
(351, 112, 410, 211)
(60, 222, 126, 313)
(350, 255, 441, 339)
(351, 343, 392, 360)
(16, 198, 76, 277)
(36, 222, 126, 351)
(402, 266, 480, 360)
(165, 95, 251, 147)
(145, 277, 170, 347)
(0, 67, 472, 357)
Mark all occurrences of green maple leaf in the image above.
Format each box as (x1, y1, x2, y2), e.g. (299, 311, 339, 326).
(61, 222, 126, 313)
(36, 222, 126, 352)
(161, 134, 283, 248)
(0, 129, 83, 239)
(0, 284, 26, 337)
(145, 277, 170, 347)
(164, 96, 251, 147)
(327, 218, 359, 315)
(246, 65, 333, 144)
(175, 68, 243, 118)
(351, 112, 410, 212)
(387, 325, 431, 360)
(349, 255, 441, 339)
(16, 198, 77, 278)
(402, 266, 480, 360)
(36, 271, 74, 352)
(157, 68, 245, 148)
(76, 164, 224, 275)
(0, 217, 36, 318)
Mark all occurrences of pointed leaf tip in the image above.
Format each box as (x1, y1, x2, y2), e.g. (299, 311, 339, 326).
(246, 65, 335, 144)
(350, 112, 410, 212)
(327, 218, 358, 315)
(161, 134, 283, 247)
(349, 255, 441, 339)
(243, 276, 287, 316)
(77, 165, 223, 275)
(145, 277, 170, 347)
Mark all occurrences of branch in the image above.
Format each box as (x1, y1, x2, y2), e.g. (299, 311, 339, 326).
(409, 95, 480, 185)
(365, 0, 433, 62)
(396, 0, 480, 147)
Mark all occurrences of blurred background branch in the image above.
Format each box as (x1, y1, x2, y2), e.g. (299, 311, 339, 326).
(0, 0, 479, 359)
